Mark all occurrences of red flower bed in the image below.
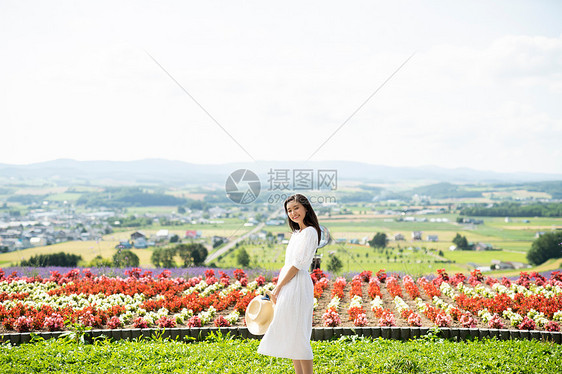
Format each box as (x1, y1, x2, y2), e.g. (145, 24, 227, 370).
(368, 277, 382, 299)
(403, 275, 420, 299)
(386, 276, 402, 299)
(417, 277, 440, 299)
(1, 267, 561, 332)
(331, 277, 346, 299)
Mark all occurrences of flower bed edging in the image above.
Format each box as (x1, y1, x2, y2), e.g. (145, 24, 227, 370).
(1, 327, 561, 346)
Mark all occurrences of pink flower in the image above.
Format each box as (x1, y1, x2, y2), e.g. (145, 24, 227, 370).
(518, 316, 536, 331)
(434, 312, 452, 327)
(460, 313, 477, 328)
(156, 316, 176, 328)
(133, 317, 149, 328)
(43, 313, 65, 331)
(255, 276, 266, 287)
(79, 311, 95, 327)
(213, 315, 231, 327)
(107, 316, 122, 329)
(488, 314, 506, 329)
(407, 312, 422, 327)
(322, 308, 341, 327)
(378, 310, 396, 327)
(545, 321, 560, 332)
(14, 316, 33, 332)
(187, 315, 202, 328)
(353, 313, 368, 327)
(206, 276, 218, 285)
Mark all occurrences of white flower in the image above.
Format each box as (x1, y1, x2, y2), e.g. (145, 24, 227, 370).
(327, 296, 341, 310)
(225, 310, 240, 324)
(349, 295, 363, 309)
(370, 296, 383, 310)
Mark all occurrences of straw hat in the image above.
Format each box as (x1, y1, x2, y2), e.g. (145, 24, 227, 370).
(245, 293, 275, 335)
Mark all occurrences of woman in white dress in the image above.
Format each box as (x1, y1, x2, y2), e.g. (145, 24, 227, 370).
(257, 194, 321, 374)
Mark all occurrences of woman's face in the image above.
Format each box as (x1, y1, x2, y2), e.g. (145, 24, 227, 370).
(286, 200, 307, 226)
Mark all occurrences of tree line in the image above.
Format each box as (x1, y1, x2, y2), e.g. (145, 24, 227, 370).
(461, 202, 562, 217)
(151, 243, 208, 268)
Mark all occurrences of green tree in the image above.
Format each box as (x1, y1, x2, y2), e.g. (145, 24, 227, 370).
(327, 254, 343, 274)
(20, 252, 82, 267)
(88, 255, 113, 267)
(369, 232, 387, 248)
(151, 247, 177, 268)
(527, 231, 562, 266)
(112, 249, 139, 268)
(452, 233, 469, 250)
(170, 234, 179, 243)
(237, 248, 250, 267)
(176, 243, 208, 267)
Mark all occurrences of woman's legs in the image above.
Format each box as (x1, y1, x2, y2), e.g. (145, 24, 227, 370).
(292, 360, 303, 374)
(294, 360, 313, 374)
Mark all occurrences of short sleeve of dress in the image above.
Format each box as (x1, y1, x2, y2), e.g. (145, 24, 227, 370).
(290, 227, 319, 271)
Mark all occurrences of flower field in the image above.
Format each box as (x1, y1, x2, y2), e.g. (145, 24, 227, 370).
(1, 267, 562, 333)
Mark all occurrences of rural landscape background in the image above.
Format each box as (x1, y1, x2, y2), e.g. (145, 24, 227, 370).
(1, 158, 561, 278)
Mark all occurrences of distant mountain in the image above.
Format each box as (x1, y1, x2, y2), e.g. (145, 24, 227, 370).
(0, 159, 560, 185)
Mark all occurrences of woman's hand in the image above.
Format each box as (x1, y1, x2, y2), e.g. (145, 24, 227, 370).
(270, 286, 281, 305)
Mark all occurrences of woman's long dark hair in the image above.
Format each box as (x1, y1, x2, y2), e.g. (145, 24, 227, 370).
(284, 194, 321, 245)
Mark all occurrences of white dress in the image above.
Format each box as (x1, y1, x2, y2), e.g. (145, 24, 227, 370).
(257, 226, 318, 360)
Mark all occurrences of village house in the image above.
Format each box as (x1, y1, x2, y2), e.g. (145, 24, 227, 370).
(412, 231, 423, 241)
(184, 230, 202, 239)
(473, 242, 494, 251)
(133, 237, 148, 249)
(156, 229, 169, 240)
(130, 231, 147, 240)
(209, 206, 228, 218)
(212, 235, 228, 246)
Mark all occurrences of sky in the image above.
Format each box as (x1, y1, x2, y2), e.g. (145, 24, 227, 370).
(1, 0, 561, 174)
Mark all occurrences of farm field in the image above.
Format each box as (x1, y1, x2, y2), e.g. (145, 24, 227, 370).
(0, 240, 140, 267)
(0, 222, 253, 267)
(218, 242, 468, 275)
(1, 336, 561, 373)
(1, 214, 560, 275)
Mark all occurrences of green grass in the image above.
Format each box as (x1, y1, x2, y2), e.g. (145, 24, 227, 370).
(323, 219, 460, 233)
(220, 214, 561, 275)
(222, 241, 466, 276)
(442, 250, 528, 266)
(1, 335, 561, 373)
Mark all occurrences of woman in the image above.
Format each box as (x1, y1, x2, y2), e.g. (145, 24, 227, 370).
(257, 194, 321, 374)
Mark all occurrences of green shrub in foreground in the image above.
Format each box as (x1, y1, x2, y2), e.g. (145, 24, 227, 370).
(0, 334, 561, 374)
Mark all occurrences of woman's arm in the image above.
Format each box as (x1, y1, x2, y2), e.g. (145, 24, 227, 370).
(270, 265, 299, 304)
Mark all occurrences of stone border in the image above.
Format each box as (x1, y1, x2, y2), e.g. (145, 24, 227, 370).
(1, 327, 561, 346)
